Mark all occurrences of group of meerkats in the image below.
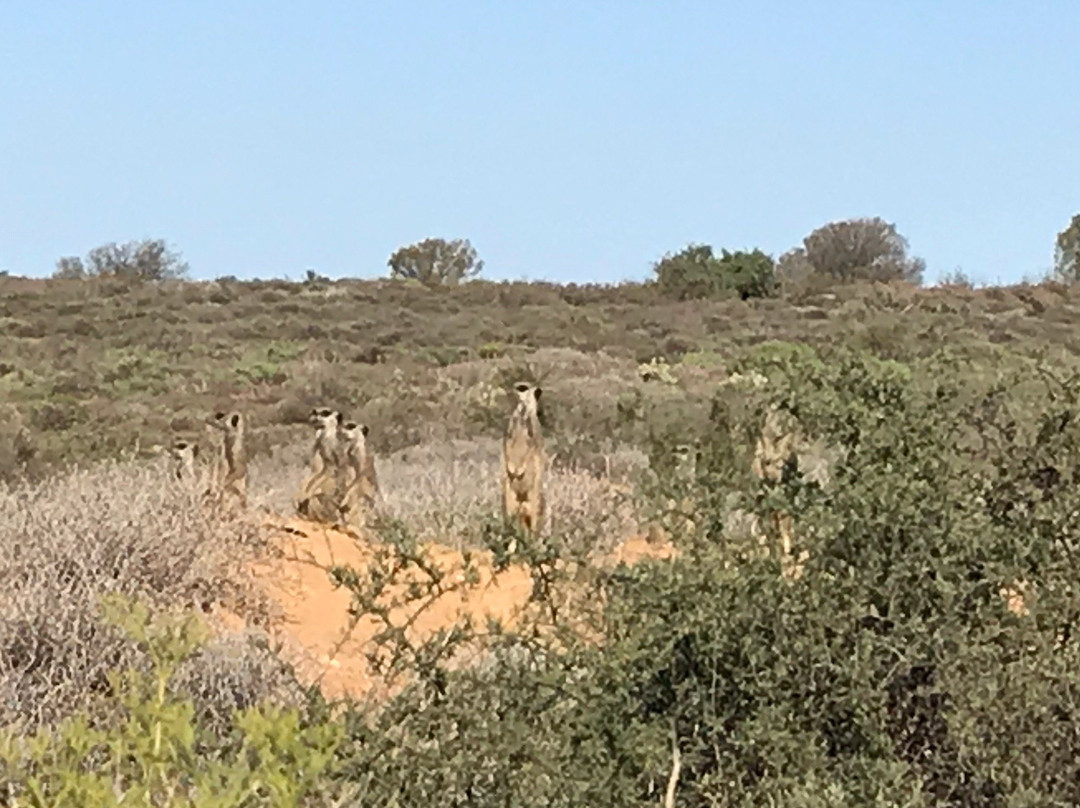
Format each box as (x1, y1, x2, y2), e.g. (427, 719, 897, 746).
(167, 381, 548, 537)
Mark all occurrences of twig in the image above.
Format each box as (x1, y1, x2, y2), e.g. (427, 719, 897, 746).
(664, 722, 681, 808)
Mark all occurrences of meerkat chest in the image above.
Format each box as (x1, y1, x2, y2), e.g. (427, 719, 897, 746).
(505, 429, 538, 458)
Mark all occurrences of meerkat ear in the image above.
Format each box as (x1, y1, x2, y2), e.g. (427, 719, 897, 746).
(230, 413, 240, 428)
(361, 424, 370, 437)
(534, 387, 543, 401)
(336, 412, 344, 425)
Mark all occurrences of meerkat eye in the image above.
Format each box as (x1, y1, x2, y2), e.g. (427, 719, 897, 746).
(515, 383, 529, 393)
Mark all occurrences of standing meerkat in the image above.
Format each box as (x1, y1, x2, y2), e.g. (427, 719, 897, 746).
(751, 406, 805, 579)
(168, 438, 200, 484)
(502, 382, 546, 536)
(202, 420, 224, 496)
(207, 410, 248, 511)
(295, 407, 345, 523)
(338, 420, 380, 531)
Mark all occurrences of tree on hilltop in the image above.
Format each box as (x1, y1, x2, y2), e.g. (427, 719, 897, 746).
(778, 217, 924, 286)
(1055, 214, 1080, 283)
(54, 239, 189, 281)
(387, 238, 483, 286)
(653, 244, 776, 300)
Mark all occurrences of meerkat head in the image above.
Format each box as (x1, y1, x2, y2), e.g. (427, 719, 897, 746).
(169, 438, 198, 479)
(310, 407, 343, 432)
(171, 438, 198, 459)
(341, 421, 370, 441)
(341, 421, 370, 459)
(210, 411, 243, 433)
(673, 443, 697, 477)
(513, 382, 541, 410)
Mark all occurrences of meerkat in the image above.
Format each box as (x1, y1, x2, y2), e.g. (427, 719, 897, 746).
(751, 406, 806, 579)
(751, 408, 799, 483)
(168, 438, 200, 484)
(502, 381, 546, 537)
(295, 407, 345, 523)
(670, 443, 699, 536)
(201, 419, 225, 498)
(338, 420, 380, 531)
(646, 444, 700, 545)
(207, 410, 248, 511)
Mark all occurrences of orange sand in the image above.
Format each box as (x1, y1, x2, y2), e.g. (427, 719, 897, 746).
(228, 517, 675, 701)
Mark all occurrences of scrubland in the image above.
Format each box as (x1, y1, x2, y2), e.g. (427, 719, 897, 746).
(4, 275, 1080, 805)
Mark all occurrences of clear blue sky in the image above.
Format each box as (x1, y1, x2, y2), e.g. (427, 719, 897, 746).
(2, 2, 1077, 285)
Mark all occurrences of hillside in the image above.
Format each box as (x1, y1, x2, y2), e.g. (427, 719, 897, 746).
(3, 274, 1078, 481)
(7, 275, 1080, 803)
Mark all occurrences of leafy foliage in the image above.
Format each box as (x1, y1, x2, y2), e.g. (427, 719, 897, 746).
(653, 244, 776, 300)
(327, 348, 1080, 805)
(387, 237, 484, 286)
(1055, 213, 1080, 283)
(0, 595, 339, 807)
(780, 217, 924, 285)
(9, 346, 1080, 804)
(53, 239, 189, 282)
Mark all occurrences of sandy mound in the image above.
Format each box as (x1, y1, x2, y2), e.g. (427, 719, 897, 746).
(232, 517, 674, 701)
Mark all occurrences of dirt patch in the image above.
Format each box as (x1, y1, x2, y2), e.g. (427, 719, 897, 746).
(229, 517, 674, 701)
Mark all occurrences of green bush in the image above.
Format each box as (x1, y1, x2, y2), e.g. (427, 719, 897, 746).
(779, 217, 925, 286)
(9, 350, 1080, 805)
(653, 244, 776, 300)
(0, 595, 340, 807)
(327, 349, 1080, 805)
(387, 238, 484, 286)
(53, 239, 189, 282)
(610, 348, 1080, 803)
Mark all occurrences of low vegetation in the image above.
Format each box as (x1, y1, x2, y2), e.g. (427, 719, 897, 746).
(8, 230, 1080, 802)
(5, 269, 1080, 485)
(652, 244, 776, 300)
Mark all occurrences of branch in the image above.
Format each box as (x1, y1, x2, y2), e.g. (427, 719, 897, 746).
(664, 722, 681, 808)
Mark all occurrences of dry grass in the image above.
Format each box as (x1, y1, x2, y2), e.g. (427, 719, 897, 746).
(0, 458, 299, 729)
(0, 429, 647, 728)
(252, 433, 645, 549)
(377, 437, 645, 550)
(8, 274, 1080, 482)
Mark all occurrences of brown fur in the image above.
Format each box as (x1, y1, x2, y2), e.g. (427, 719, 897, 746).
(295, 408, 345, 523)
(751, 408, 799, 483)
(202, 421, 224, 496)
(502, 382, 546, 535)
(339, 421, 380, 531)
(168, 438, 199, 484)
(752, 407, 804, 579)
(207, 410, 247, 511)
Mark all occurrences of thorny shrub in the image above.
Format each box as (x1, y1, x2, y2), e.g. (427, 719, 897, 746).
(0, 459, 300, 730)
(318, 348, 1080, 805)
(0, 595, 338, 807)
(11, 343, 1080, 805)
